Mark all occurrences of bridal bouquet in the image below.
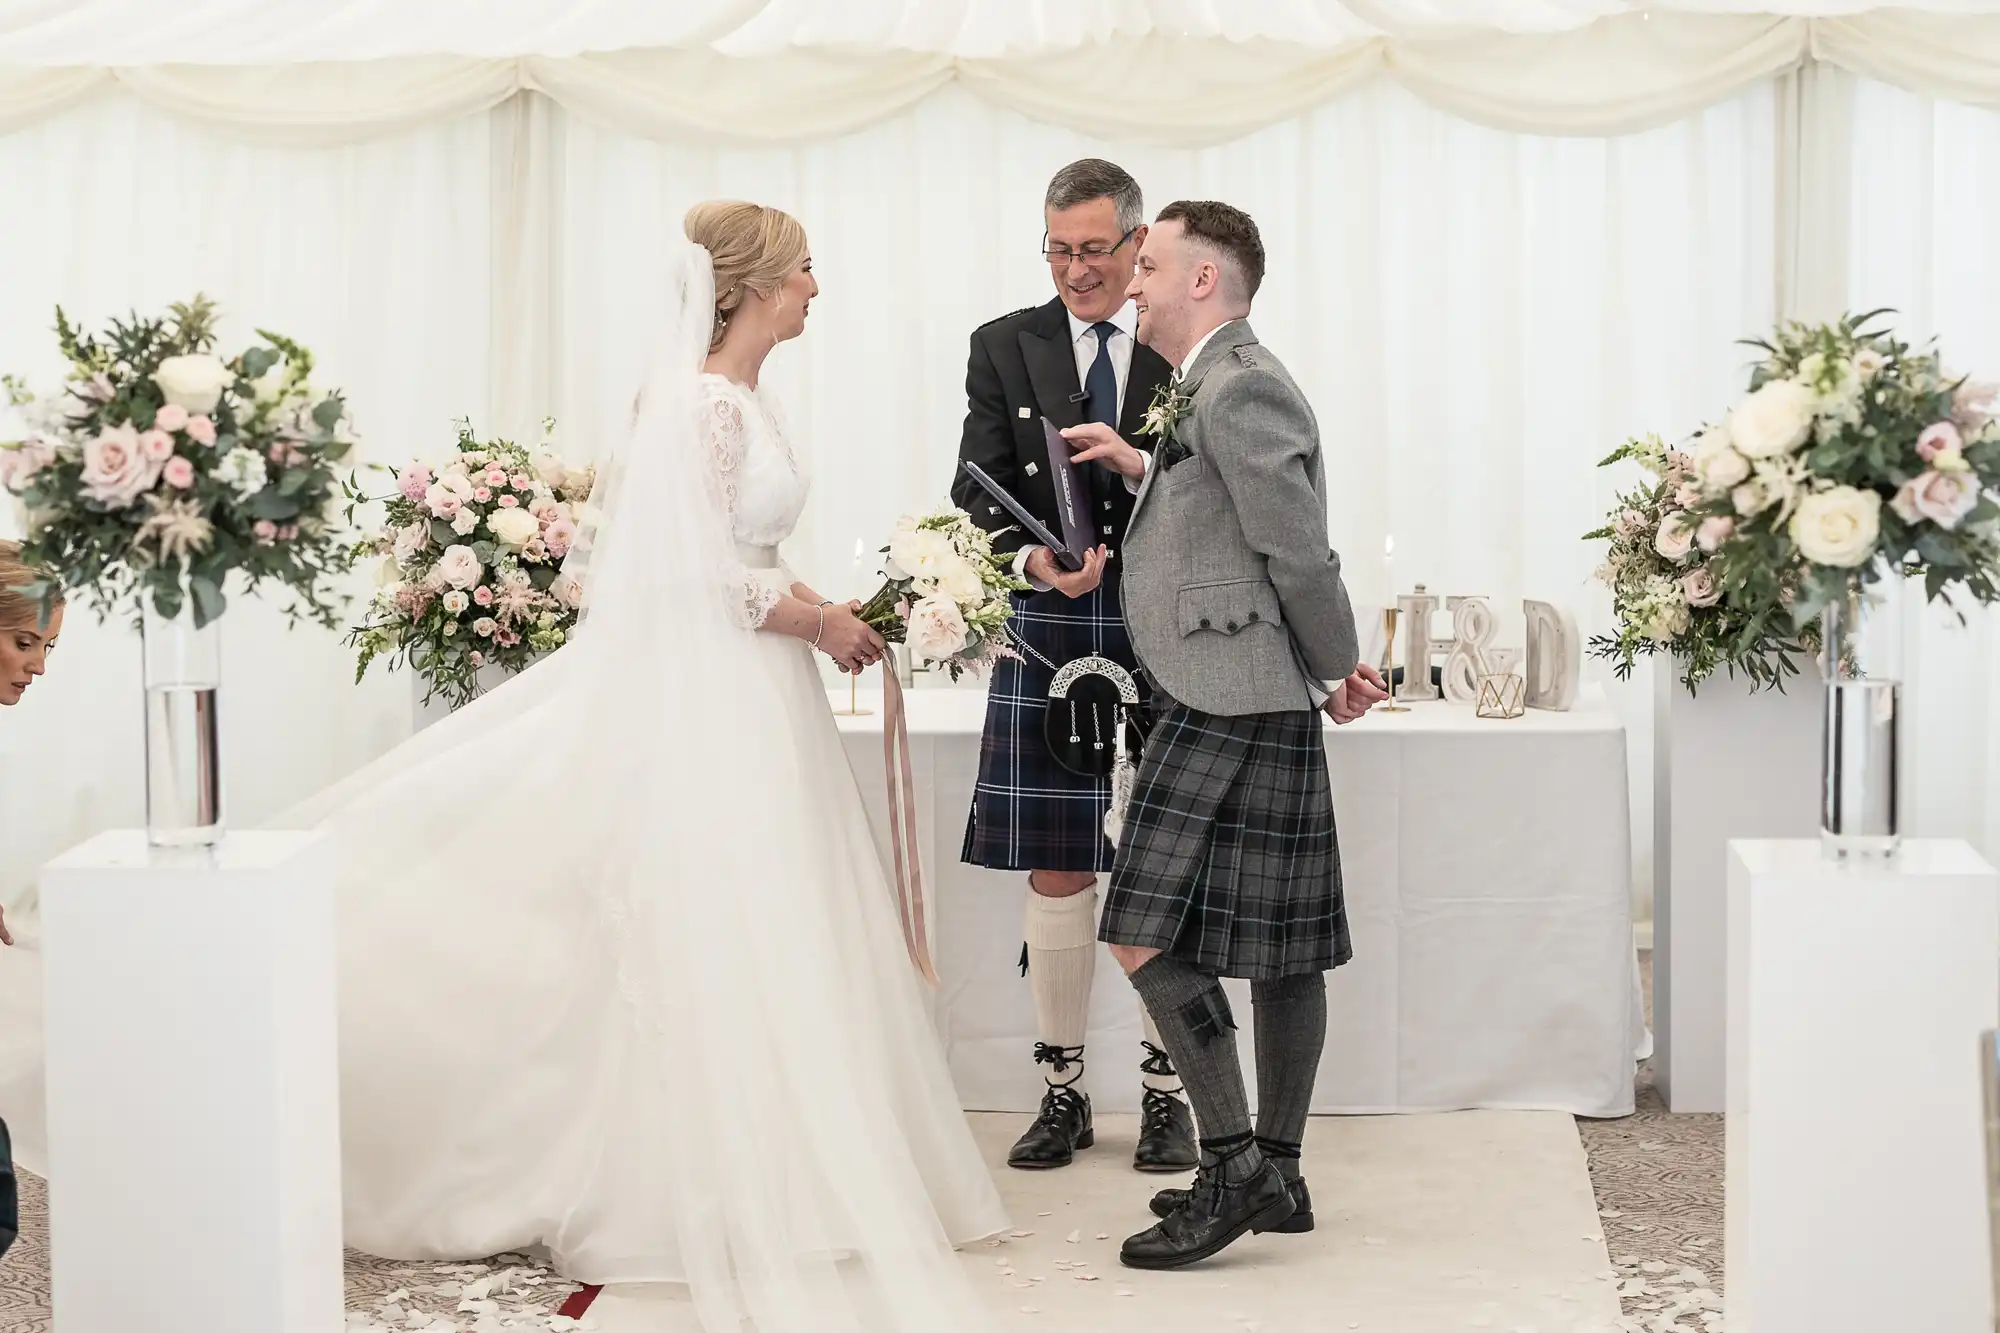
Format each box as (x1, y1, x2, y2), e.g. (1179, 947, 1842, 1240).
(855, 504, 1026, 680)
(344, 420, 595, 708)
(0, 296, 354, 627)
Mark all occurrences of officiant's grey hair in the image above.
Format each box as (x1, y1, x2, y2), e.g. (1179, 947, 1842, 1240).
(1045, 159, 1144, 233)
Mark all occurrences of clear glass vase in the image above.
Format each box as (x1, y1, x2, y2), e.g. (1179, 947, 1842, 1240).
(141, 599, 223, 847)
(1818, 570, 1905, 859)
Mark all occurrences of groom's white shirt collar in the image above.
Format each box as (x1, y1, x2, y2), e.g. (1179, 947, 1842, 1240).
(1175, 321, 1230, 380)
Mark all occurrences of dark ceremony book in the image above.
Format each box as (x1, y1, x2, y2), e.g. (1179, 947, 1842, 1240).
(959, 416, 1096, 572)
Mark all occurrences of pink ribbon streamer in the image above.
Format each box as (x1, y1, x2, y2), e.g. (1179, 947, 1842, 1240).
(880, 660, 939, 985)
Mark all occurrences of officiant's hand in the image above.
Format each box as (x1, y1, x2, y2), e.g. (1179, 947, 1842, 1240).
(1325, 664, 1390, 724)
(819, 602, 885, 675)
(1025, 544, 1108, 598)
(1061, 423, 1147, 481)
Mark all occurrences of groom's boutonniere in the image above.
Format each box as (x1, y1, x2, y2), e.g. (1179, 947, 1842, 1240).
(1138, 380, 1194, 448)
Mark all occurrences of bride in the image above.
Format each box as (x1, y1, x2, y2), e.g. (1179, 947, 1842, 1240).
(10, 202, 1012, 1331)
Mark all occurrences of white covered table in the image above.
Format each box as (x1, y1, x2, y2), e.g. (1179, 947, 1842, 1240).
(834, 682, 1642, 1117)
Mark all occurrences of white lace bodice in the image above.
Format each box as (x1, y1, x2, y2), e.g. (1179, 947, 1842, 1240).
(698, 374, 809, 627)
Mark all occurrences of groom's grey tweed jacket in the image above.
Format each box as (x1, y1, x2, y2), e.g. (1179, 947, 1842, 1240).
(1120, 319, 1359, 716)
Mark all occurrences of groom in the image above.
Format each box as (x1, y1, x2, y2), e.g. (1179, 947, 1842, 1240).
(1064, 201, 1389, 1270)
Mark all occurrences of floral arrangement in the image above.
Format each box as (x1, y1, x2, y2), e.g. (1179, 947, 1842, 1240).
(0, 296, 354, 627)
(1137, 380, 1194, 447)
(344, 420, 595, 709)
(1589, 312, 2000, 690)
(856, 504, 1027, 679)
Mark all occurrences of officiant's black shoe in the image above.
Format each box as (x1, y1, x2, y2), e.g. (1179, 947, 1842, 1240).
(1119, 1155, 1295, 1271)
(1008, 1079, 1094, 1170)
(1132, 1087, 1197, 1172)
(1148, 1175, 1314, 1233)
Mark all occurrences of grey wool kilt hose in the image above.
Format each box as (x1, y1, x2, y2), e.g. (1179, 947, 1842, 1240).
(1098, 699, 1351, 981)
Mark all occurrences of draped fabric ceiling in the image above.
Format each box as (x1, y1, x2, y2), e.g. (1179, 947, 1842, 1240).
(2, 1, 2000, 145)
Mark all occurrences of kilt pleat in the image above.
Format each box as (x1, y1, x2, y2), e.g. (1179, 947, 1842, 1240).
(1099, 703, 1348, 980)
(962, 576, 1140, 874)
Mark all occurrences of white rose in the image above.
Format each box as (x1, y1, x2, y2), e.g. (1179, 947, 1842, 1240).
(1788, 485, 1882, 568)
(448, 507, 477, 536)
(1692, 431, 1751, 494)
(487, 506, 541, 548)
(885, 528, 955, 585)
(1890, 469, 1981, 531)
(1654, 516, 1695, 564)
(1727, 379, 1816, 459)
(441, 589, 470, 615)
(934, 555, 985, 605)
(251, 363, 287, 404)
(531, 448, 567, 489)
(905, 594, 969, 661)
(151, 354, 233, 415)
(1854, 347, 1887, 381)
(436, 543, 483, 591)
(392, 520, 429, 563)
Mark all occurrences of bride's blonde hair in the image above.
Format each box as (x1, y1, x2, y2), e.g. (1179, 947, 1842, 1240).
(685, 201, 809, 351)
(0, 540, 58, 630)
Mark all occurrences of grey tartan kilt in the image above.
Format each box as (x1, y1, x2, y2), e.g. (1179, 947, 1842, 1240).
(1099, 701, 1350, 980)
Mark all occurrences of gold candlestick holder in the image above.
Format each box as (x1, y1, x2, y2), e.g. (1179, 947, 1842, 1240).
(832, 665, 873, 717)
(1376, 606, 1409, 713)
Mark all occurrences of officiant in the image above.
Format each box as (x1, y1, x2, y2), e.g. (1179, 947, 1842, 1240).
(953, 159, 1194, 1176)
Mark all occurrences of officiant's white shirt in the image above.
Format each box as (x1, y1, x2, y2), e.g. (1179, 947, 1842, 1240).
(1014, 301, 1139, 587)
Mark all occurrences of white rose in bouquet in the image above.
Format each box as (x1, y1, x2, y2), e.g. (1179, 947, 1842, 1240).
(1654, 516, 1695, 564)
(451, 507, 479, 536)
(1727, 379, 1816, 459)
(487, 506, 541, 548)
(1692, 430, 1751, 493)
(885, 528, 955, 584)
(79, 423, 161, 508)
(441, 589, 470, 615)
(151, 353, 233, 414)
(1788, 485, 1881, 568)
(436, 543, 484, 590)
(934, 555, 985, 606)
(1890, 469, 1981, 530)
(906, 594, 969, 660)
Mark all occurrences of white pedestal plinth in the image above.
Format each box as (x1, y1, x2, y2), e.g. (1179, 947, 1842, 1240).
(1654, 669, 1821, 1111)
(1726, 839, 2000, 1333)
(41, 831, 342, 1333)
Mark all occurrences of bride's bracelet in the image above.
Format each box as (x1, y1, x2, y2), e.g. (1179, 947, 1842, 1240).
(810, 599, 834, 651)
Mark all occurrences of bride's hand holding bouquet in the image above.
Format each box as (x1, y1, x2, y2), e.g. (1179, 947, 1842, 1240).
(855, 504, 1025, 679)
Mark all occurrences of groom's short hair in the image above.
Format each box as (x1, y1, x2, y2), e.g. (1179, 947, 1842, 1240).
(1157, 201, 1265, 302)
(1045, 159, 1144, 234)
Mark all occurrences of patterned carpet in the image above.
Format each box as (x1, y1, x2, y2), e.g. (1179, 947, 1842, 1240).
(0, 952, 1721, 1332)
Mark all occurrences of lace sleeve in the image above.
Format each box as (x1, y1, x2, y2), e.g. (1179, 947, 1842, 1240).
(699, 386, 787, 629)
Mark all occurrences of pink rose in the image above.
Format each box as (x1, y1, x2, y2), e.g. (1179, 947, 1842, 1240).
(1890, 469, 1981, 530)
(468, 650, 486, 667)
(473, 487, 492, 503)
(154, 404, 189, 433)
(0, 437, 57, 490)
(1695, 515, 1735, 553)
(511, 473, 532, 490)
(1674, 482, 1702, 510)
(473, 584, 494, 606)
(530, 498, 560, 523)
(1615, 508, 1647, 538)
(253, 519, 278, 543)
(1953, 380, 1998, 432)
(398, 464, 434, 502)
(542, 518, 576, 559)
(80, 423, 162, 508)
(162, 456, 196, 489)
(473, 617, 497, 638)
(497, 493, 519, 508)
(1917, 421, 1963, 462)
(185, 415, 217, 447)
(1654, 515, 1695, 564)
(138, 429, 175, 462)
(1681, 566, 1721, 609)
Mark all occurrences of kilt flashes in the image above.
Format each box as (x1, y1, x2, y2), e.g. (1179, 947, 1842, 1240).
(1098, 701, 1349, 980)
(962, 575, 1140, 874)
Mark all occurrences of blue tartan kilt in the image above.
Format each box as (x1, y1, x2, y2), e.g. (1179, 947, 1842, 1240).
(961, 574, 1142, 874)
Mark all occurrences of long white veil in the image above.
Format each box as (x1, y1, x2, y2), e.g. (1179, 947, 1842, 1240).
(269, 243, 1003, 1329)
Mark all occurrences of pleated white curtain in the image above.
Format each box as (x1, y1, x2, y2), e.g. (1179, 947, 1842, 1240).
(0, 76, 1779, 912)
(1846, 77, 2000, 860)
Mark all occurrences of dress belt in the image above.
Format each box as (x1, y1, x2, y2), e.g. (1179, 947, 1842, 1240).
(736, 543, 781, 569)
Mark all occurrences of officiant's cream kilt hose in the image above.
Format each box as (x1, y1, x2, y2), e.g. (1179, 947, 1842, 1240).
(962, 576, 1143, 873)
(1099, 700, 1351, 981)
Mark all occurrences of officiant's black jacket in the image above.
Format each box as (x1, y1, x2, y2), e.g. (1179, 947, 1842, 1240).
(951, 297, 1173, 564)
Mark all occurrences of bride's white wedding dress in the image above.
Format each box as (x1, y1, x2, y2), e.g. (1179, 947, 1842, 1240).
(0, 246, 1007, 1333)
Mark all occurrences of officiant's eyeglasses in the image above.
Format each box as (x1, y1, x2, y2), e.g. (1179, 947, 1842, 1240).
(1042, 228, 1138, 266)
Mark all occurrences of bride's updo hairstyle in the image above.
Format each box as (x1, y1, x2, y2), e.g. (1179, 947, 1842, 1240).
(685, 201, 809, 351)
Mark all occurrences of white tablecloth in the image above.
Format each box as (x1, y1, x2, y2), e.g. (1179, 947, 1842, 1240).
(833, 683, 1643, 1118)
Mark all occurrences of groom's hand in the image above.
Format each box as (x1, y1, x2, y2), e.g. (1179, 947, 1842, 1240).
(1324, 664, 1390, 724)
(1061, 423, 1147, 481)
